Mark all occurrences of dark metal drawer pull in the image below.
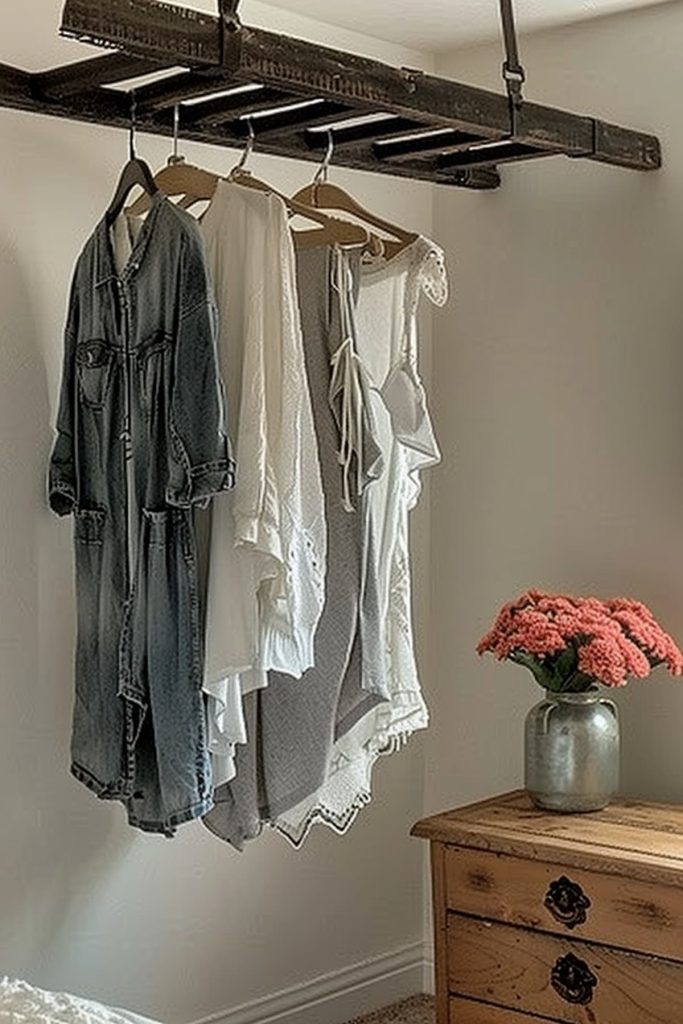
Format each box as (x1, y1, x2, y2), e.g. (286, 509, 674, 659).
(545, 875, 591, 929)
(551, 953, 598, 1005)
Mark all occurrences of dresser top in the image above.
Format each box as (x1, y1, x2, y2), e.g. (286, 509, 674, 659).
(413, 791, 683, 883)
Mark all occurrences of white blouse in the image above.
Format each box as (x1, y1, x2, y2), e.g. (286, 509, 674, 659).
(200, 181, 326, 783)
(274, 236, 448, 845)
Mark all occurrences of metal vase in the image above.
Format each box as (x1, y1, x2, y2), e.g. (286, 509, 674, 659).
(525, 688, 620, 813)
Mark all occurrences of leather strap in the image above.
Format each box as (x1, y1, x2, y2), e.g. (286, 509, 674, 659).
(499, 0, 526, 131)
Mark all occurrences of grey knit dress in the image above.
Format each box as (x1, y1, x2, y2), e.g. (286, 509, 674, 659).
(202, 244, 387, 850)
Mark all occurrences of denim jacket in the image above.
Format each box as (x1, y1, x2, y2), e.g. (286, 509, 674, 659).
(49, 194, 234, 834)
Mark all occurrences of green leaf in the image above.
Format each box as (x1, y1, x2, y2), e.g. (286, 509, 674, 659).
(510, 651, 556, 691)
(562, 671, 597, 694)
(550, 644, 578, 689)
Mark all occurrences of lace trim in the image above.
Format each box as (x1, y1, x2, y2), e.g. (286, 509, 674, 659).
(271, 689, 428, 848)
(401, 242, 445, 369)
(418, 246, 449, 309)
(272, 723, 426, 848)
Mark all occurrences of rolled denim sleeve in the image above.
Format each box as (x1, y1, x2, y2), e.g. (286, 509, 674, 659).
(166, 230, 235, 508)
(48, 280, 79, 516)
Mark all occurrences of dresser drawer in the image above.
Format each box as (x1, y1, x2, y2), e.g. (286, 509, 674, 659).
(445, 845, 683, 962)
(450, 996, 557, 1022)
(448, 912, 683, 1023)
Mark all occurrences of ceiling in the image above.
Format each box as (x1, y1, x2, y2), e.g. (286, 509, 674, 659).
(3, 0, 674, 72)
(271, 0, 673, 52)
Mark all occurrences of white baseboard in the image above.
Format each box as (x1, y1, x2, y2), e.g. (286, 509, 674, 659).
(421, 954, 435, 997)
(191, 942, 428, 1024)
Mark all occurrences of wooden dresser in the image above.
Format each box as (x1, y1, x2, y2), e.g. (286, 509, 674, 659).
(412, 791, 683, 1024)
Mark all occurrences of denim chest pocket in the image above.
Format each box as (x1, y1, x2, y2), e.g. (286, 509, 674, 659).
(77, 339, 115, 409)
(74, 507, 106, 545)
(137, 332, 172, 416)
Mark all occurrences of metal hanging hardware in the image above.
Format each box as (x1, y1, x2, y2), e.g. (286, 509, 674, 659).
(167, 103, 185, 165)
(10, 0, 660, 189)
(231, 116, 256, 175)
(219, 0, 242, 35)
(498, 0, 526, 137)
(313, 130, 335, 186)
(218, 0, 242, 65)
(128, 89, 138, 160)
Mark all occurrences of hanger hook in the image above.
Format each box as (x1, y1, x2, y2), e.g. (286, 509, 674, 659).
(234, 117, 256, 173)
(129, 89, 137, 161)
(168, 103, 185, 165)
(313, 129, 335, 186)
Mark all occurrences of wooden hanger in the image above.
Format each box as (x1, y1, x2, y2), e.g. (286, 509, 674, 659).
(228, 166, 372, 251)
(127, 160, 219, 216)
(128, 114, 369, 249)
(182, 119, 375, 250)
(106, 93, 159, 226)
(127, 105, 220, 217)
(292, 131, 418, 260)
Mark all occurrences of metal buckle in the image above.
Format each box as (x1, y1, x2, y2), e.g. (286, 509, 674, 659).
(218, 0, 242, 65)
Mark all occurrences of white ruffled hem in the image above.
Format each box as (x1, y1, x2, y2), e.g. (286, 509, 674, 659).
(272, 691, 428, 848)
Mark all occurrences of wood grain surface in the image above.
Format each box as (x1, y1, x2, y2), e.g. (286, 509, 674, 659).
(448, 913, 683, 1023)
(431, 843, 450, 1024)
(450, 996, 559, 1022)
(413, 792, 683, 885)
(445, 845, 683, 962)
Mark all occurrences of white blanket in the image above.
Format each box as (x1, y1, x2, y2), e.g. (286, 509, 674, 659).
(0, 979, 161, 1024)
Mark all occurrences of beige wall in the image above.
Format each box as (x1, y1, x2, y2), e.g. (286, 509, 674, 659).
(0, 2, 434, 1020)
(7, 0, 679, 1016)
(427, 2, 683, 819)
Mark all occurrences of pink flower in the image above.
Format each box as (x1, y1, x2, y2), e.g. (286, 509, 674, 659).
(607, 598, 683, 676)
(578, 633, 650, 688)
(578, 636, 628, 687)
(477, 590, 683, 692)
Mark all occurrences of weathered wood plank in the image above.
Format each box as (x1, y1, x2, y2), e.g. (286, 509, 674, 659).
(432, 843, 450, 1024)
(184, 115, 500, 187)
(237, 26, 506, 137)
(60, 0, 224, 66)
(0, 63, 31, 101)
(439, 141, 551, 169)
(57, 0, 661, 173)
(592, 119, 661, 169)
(378, 129, 490, 163)
(191, 119, 479, 190)
(449, 998, 552, 1023)
(412, 791, 683, 886)
(134, 69, 228, 111)
(0, 68, 499, 189)
(183, 85, 298, 126)
(34, 53, 165, 98)
(1, 68, 132, 123)
(293, 133, 476, 185)
(306, 116, 430, 150)
(0, 0, 656, 187)
(244, 100, 355, 138)
(237, 25, 661, 170)
(445, 845, 683, 964)
(448, 914, 683, 1023)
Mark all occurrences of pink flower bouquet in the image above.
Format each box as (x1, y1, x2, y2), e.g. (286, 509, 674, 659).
(478, 590, 683, 693)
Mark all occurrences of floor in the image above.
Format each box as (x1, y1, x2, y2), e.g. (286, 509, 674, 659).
(345, 995, 434, 1024)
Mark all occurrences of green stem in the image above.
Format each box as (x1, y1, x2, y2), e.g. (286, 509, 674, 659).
(509, 651, 555, 691)
(561, 670, 597, 694)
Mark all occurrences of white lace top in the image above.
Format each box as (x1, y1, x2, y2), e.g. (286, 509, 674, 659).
(274, 236, 448, 845)
(200, 181, 326, 784)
